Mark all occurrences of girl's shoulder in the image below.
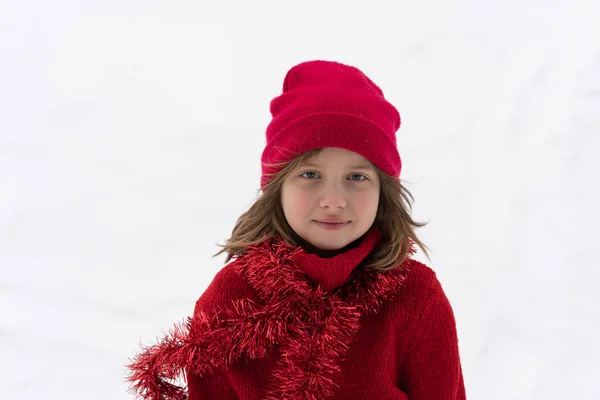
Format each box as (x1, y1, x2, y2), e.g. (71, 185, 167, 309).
(396, 258, 447, 300)
(388, 259, 457, 331)
(193, 259, 257, 316)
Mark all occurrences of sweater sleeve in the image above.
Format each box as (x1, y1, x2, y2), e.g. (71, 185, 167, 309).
(398, 276, 466, 399)
(185, 263, 255, 400)
(187, 369, 239, 400)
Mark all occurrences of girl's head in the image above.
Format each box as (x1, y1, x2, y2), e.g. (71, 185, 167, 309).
(215, 60, 429, 271)
(280, 147, 380, 252)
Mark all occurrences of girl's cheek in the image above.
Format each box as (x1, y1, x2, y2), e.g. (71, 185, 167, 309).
(287, 185, 313, 210)
(353, 191, 378, 211)
(296, 192, 315, 210)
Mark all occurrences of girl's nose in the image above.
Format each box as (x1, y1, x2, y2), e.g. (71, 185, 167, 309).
(318, 186, 347, 209)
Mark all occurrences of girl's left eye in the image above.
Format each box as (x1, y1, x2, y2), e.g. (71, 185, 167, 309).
(349, 173, 367, 181)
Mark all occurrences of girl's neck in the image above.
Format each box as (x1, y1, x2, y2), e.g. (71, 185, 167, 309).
(294, 232, 365, 258)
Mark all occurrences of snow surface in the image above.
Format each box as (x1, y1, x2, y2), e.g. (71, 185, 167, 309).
(1, 0, 600, 399)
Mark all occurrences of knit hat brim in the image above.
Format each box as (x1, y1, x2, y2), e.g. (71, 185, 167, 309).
(260, 112, 401, 188)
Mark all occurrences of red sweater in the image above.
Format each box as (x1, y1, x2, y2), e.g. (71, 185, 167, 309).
(128, 228, 466, 400)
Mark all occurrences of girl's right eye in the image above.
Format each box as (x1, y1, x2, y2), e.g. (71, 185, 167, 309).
(300, 171, 319, 179)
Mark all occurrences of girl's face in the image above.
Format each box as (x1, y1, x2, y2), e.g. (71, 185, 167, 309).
(281, 147, 380, 251)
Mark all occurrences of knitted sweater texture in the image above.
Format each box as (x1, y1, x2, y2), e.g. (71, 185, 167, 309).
(127, 228, 466, 399)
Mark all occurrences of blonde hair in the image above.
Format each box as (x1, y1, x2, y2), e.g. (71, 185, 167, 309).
(213, 148, 430, 272)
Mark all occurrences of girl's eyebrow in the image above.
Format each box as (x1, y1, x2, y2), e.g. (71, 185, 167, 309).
(301, 162, 374, 170)
(349, 164, 374, 170)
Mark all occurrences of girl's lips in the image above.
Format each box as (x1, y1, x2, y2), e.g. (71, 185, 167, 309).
(314, 221, 350, 230)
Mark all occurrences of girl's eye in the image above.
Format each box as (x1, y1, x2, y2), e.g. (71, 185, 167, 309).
(300, 171, 319, 179)
(299, 172, 367, 181)
(349, 173, 367, 181)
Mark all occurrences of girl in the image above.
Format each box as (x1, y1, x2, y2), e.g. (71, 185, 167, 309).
(127, 60, 466, 399)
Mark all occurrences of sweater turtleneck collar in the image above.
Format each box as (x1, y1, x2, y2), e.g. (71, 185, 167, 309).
(291, 227, 383, 292)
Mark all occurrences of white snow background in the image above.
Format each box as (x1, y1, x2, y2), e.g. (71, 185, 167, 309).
(1, 0, 599, 399)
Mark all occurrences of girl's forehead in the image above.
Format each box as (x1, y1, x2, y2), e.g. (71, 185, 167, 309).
(301, 153, 374, 170)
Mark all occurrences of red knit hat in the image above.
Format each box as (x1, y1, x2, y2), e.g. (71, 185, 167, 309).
(260, 60, 401, 188)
